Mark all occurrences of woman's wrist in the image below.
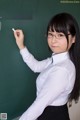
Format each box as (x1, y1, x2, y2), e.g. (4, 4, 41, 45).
(19, 45, 25, 50)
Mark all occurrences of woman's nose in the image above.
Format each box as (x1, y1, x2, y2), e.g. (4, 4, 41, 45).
(51, 37, 57, 43)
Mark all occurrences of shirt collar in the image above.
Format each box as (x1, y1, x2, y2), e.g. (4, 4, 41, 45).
(52, 52, 70, 65)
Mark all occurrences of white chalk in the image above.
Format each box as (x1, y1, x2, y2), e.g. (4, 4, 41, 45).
(12, 28, 15, 32)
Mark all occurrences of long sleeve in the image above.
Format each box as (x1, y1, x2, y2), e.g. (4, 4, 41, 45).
(20, 47, 52, 73)
(19, 67, 70, 120)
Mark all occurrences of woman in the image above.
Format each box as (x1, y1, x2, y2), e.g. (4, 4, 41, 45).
(13, 13, 80, 120)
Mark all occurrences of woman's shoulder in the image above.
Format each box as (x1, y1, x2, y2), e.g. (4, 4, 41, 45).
(55, 59, 75, 73)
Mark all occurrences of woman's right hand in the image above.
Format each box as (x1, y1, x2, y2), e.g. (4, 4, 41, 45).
(13, 29, 25, 50)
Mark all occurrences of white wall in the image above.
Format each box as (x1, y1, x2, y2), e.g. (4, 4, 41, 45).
(68, 99, 80, 120)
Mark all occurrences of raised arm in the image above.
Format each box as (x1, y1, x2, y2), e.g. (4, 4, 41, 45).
(13, 29, 52, 73)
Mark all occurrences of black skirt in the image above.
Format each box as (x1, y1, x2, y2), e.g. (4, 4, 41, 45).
(37, 104, 70, 120)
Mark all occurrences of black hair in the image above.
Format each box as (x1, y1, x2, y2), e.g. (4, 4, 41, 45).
(47, 13, 80, 105)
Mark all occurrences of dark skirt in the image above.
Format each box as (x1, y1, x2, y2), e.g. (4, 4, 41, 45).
(37, 104, 70, 120)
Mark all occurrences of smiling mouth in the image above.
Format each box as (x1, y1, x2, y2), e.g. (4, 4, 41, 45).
(51, 45, 58, 48)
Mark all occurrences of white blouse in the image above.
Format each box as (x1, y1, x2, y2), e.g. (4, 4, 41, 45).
(19, 47, 76, 120)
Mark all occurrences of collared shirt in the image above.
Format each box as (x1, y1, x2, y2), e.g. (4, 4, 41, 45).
(19, 47, 76, 120)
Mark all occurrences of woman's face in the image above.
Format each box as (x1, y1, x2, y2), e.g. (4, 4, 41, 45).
(47, 31, 75, 54)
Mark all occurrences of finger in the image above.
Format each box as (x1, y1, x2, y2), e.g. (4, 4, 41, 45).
(16, 31, 20, 37)
(13, 31, 20, 38)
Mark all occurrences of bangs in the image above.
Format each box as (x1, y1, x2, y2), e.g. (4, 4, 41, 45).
(50, 23, 67, 34)
(47, 13, 76, 42)
(47, 18, 68, 35)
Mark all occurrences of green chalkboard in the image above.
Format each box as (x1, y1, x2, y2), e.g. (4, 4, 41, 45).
(0, 0, 80, 119)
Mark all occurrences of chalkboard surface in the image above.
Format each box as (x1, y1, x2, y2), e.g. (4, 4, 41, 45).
(0, 0, 80, 119)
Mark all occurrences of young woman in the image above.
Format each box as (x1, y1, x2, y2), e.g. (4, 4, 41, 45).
(13, 13, 80, 120)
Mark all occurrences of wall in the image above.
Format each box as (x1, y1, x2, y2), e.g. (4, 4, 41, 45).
(69, 99, 80, 120)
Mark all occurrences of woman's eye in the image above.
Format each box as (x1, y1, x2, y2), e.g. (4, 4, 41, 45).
(58, 34, 64, 37)
(48, 33, 53, 37)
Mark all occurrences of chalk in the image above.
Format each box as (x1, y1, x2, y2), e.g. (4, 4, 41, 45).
(12, 28, 15, 32)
